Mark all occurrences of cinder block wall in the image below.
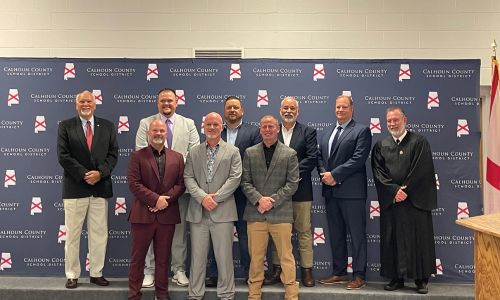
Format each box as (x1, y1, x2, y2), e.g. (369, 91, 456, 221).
(0, 0, 498, 84)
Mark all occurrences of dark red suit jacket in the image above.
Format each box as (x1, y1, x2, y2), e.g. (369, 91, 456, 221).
(127, 146, 185, 224)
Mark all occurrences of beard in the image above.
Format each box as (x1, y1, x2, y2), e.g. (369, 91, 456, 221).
(281, 114, 297, 124)
(388, 127, 405, 137)
(151, 137, 165, 145)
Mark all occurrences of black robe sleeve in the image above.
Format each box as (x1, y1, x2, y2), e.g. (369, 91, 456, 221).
(371, 140, 400, 210)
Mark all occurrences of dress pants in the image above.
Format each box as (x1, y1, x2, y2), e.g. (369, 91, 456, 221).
(324, 197, 367, 279)
(271, 201, 313, 268)
(189, 211, 235, 300)
(248, 221, 297, 300)
(129, 221, 175, 300)
(64, 197, 108, 279)
(145, 193, 189, 275)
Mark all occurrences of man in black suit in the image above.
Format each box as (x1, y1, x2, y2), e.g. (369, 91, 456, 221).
(317, 95, 371, 290)
(264, 96, 318, 287)
(205, 96, 261, 286)
(57, 90, 118, 289)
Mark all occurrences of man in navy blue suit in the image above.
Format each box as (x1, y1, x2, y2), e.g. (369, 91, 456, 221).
(205, 96, 261, 286)
(317, 95, 371, 290)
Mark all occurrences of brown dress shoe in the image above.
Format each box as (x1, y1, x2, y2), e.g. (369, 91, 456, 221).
(318, 274, 349, 285)
(346, 277, 366, 290)
(65, 278, 78, 289)
(300, 267, 315, 287)
(90, 276, 110, 286)
(263, 264, 281, 285)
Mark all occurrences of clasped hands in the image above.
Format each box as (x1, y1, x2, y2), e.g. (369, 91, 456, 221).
(394, 186, 408, 203)
(257, 196, 275, 214)
(202, 193, 219, 211)
(149, 195, 170, 212)
(84, 170, 101, 185)
(320, 171, 337, 186)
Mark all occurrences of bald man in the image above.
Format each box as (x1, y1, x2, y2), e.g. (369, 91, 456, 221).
(184, 113, 242, 300)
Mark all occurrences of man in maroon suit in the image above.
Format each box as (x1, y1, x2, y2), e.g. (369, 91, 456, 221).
(127, 119, 186, 300)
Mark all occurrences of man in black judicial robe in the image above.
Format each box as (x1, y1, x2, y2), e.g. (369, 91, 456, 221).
(371, 107, 437, 295)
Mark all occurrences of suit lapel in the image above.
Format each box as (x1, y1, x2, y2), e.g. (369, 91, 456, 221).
(265, 142, 282, 182)
(199, 143, 208, 180)
(90, 117, 101, 153)
(323, 125, 335, 159)
(331, 121, 355, 156)
(211, 141, 226, 176)
(289, 123, 301, 149)
(75, 116, 91, 154)
(145, 147, 161, 182)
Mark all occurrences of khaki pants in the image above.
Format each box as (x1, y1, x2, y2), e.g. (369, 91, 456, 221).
(271, 201, 313, 268)
(64, 197, 108, 279)
(247, 221, 298, 300)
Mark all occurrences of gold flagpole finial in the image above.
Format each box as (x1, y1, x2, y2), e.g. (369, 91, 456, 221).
(492, 40, 497, 58)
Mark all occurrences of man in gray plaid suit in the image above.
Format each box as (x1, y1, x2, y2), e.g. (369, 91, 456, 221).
(241, 115, 300, 300)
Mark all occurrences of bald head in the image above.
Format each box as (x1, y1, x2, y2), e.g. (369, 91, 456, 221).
(204, 112, 223, 144)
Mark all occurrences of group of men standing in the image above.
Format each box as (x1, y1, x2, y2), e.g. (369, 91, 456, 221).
(57, 89, 438, 300)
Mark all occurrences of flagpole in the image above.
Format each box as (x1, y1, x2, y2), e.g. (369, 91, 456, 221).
(492, 40, 497, 60)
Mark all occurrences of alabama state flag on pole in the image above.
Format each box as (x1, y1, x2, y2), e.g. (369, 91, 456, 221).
(485, 57, 500, 214)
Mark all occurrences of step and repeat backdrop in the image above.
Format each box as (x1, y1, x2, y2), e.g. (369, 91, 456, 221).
(0, 58, 480, 282)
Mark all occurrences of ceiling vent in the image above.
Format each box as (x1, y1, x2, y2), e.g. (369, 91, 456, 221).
(193, 49, 243, 59)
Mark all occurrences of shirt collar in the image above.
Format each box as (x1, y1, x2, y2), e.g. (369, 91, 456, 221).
(79, 115, 94, 125)
(281, 122, 296, 133)
(160, 113, 176, 124)
(336, 118, 352, 129)
(263, 140, 278, 149)
(225, 120, 243, 130)
(392, 130, 408, 143)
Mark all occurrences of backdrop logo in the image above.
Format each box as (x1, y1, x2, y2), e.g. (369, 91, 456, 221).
(279, 94, 329, 105)
(117, 116, 129, 134)
(119, 148, 133, 157)
(233, 225, 239, 242)
(436, 258, 444, 275)
(336, 68, 388, 79)
(313, 64, 325, 81)
(4, 170, 16, 188)
(435, 174, 440, 190)
(111, 175, 127, 184)
(86, 252, 90, 271)
(342, 90, 351, 97)
(253, 67, 302, 78)
(422, 68, 475, 79)
(1, 147, 50, 158)
(432, 151, 473, 161)
(257, 90, 269, 107)
(93, 90, 103, 105)
(57, 225, 66, 243)
(200, 116, 206, 134)
(307, 122, 335, 132)
(456, 119, 469, 137)
(169, 67, 218, 77)
(313, 227, 325, 246)
(406, 122, 444, 134)
(29, 93, 75, 103)
(347, 256, 353, 273)
(146, 63, 159, 81)
(175, 90, 186, 105)
(230, 64, 241, 81)
(367, 233, 380, 244)
(3, 66, 53, 77)
(365, 95, 415, 105)
(86, 67, 135, 77)
(457, 202, 469, 219)
(34, 116, 46, 133)
(113, 93, 156, 104)
(0, 252, 12, 270)
(427, 91, 440, 109)
(432, 207, 445, 217)
(450, 178, 480, 189)
(455, 264, 474, 274)
(64, 63, 76, 80)
(370, 118, 381, 135)
(451, 96, 479, 106)
(0, 200, 19, 212)
(0, 120, 23, 129)
(30, 197, 42, 215)
(7, 89, 19, 107)
(370, 200, 380, 219)
(26, 174, 62, 184)
(398, 64, 411, 81)
(115, 197, 127, 215)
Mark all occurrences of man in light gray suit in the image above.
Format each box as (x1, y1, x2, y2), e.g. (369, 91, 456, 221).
(184, 112, 242, 300)
(241, 115, 300, 300)
(135, 88, 200, 288)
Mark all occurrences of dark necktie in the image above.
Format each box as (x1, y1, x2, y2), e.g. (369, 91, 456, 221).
(396, 139, 400, 145)
(329, 126, 343, 157)
(86, 121, 92, 150)
(166, 119, 173, 149)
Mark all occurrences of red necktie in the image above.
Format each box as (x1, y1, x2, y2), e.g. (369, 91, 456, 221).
(86, 121, 93, 150)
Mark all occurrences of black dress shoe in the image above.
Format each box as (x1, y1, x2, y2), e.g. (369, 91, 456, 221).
(205, 276, 217, 287)
(90, 276, 110, 286)
(263, 265, 281, 285)
(384, 278, 404, 291)
(415, 279, 428, 294)
(65, 278, 78, 289)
